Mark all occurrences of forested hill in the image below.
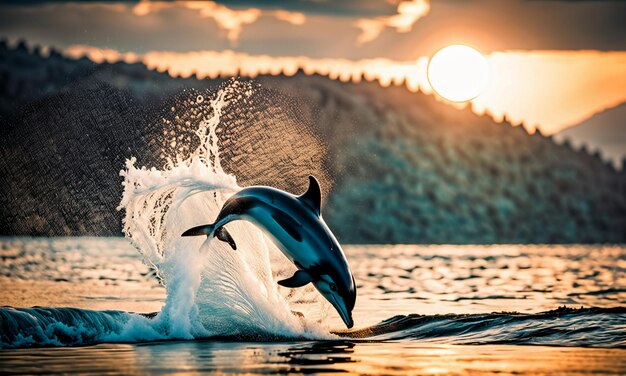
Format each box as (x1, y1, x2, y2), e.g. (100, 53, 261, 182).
(1, 42, 624, 243)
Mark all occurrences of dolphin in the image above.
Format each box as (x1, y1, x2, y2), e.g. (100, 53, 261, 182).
(182, 176, 356, 328)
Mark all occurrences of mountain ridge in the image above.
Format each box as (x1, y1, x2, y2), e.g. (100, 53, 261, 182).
(1, 41, 624, 243)
(555, 102, 626, 169)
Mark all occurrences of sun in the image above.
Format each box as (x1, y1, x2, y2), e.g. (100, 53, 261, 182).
(427, 45, 489, 102)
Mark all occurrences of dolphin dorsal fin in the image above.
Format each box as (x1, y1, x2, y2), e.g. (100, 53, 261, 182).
(298, 175, 322, 216)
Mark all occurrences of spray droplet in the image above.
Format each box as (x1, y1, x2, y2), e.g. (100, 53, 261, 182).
(196, 95, 204, 104)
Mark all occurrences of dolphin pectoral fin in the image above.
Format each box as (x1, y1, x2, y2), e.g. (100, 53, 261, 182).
(216, 226, 237, 250)
(278, 270, 313, 288)
(298, 175, 322, 216)
(182, 224, 214, 237)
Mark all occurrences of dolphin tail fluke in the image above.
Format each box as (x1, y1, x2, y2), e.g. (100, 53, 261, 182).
(182, 223, 237, 250)
(215, 226, 237, 250)
(181, 224, 214, 237)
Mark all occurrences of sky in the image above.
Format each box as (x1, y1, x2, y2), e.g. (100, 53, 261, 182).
(1, 0, 625, 134)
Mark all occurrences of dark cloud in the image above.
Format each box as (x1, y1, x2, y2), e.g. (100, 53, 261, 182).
(0, 0, 399, 16)
(0, 0, 134, 2)
(0, 0, 624, 60)
(385, 0, 626, 55)
(222, 0, 399, 16)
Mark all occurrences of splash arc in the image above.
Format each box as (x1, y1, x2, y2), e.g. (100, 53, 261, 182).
(183, 175, 357, 328)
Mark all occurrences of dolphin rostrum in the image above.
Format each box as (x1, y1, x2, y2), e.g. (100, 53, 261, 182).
(182, 176, 356, 328)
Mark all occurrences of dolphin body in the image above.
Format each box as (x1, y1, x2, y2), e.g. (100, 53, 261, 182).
(182, 176, 357, 328)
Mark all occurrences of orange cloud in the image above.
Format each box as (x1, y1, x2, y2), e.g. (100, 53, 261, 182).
(273, 10, 307, 26)
(133, 1, 260, 43)
(473, 50, 626, 134)
(131, 1, 305, 44)
(356, 0, 430, 45)
(64, 45, 141, 64)
(140, 49, 430, 92)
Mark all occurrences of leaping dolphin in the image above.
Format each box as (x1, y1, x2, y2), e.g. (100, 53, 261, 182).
(182, 176, 357, 328)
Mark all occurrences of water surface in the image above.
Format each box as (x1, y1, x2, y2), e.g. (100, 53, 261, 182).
(2, 340, 625, 375)
(1, 238, 625, 374)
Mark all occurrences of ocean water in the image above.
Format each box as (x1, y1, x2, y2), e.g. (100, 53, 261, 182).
(1, 82, 625, 374)
(0, 239, 625, 374)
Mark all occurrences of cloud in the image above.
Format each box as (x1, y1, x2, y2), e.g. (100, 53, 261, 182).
(356, 0, 430, 45)
(0, 0, 394, 17)
(1, 0, 624, 59)
(64, 43, 430, 90)
(132, 1, 261, 43)
(472, 50, 626, 135)
(273, 10, 306, 26)
(131, 1, 306, 44)
(64, 44, 141, 64)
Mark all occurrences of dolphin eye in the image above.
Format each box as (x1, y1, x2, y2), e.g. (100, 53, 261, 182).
(329, 283, 337, 291)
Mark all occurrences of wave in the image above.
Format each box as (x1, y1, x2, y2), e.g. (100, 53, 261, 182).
(0, 307, 133, 349)
(338, 307, 626, 348)
(2, 306, 624, 349)
(0, 306, 317, 349)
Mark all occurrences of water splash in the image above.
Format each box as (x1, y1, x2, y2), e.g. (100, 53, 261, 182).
(117, 80, 329, 340)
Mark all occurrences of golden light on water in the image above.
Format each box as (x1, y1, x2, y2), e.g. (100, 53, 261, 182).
(427, 45, 489, 102)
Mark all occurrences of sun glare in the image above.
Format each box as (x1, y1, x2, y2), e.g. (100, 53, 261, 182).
(427, 45, 489, 102)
